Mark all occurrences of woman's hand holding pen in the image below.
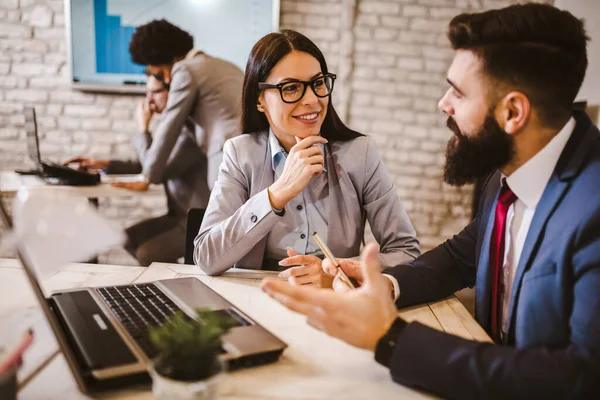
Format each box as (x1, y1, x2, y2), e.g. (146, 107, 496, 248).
(279, 248, 333, 288)
(323, 258, 396, 298)
(262, 243, 398, 351)
(268, 136, 328, 210)
(323, 258, 364, 292)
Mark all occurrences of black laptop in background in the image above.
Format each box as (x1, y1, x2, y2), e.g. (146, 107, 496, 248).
(15, 106, 100, 186)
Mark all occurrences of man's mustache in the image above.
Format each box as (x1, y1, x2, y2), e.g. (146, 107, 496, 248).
(446, 117, 463, 138)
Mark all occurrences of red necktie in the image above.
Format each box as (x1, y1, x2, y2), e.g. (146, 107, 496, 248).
(490, 182, 517, 342)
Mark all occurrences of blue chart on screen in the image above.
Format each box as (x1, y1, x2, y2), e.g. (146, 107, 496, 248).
(93, 0, 144, 75)
(68, 0, 276, 88)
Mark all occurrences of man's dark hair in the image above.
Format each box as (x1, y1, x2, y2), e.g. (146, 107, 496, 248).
(448, 3, 589, 128)
(129, 19, 194, 66)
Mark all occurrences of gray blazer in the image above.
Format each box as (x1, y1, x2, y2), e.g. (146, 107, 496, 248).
(107, 123, 209, 218)
(194, 131, 420, 275)
(133, 50, 243, 214)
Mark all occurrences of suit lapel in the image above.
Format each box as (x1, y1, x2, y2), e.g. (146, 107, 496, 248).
(325, 142, 353, 257)
(505, 178, 569, 332)
(505, 111, 594, 337)
(239, 132, 273, 270)
(256, 133, 274, 193)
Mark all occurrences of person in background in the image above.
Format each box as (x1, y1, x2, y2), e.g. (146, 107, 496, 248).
(70, 19, 243, 265)
(194, 30, 420, 286)
(128, 19, 244, 191)
(69, 75, 205, 265)
(261, 4, 600, 399)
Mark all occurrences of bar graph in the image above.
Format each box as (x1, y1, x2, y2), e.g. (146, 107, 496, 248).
(70, 0, 275, 87)
(93, 0, 145, 75)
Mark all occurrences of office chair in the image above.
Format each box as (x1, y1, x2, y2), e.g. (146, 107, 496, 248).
(183, 208, 205, 265)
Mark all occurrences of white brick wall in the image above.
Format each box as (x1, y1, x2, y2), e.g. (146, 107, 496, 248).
(289, 0, 553, 249)
(0, 0, 554, 263)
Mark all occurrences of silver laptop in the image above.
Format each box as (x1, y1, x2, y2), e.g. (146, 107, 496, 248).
(0, 198, 286, 394)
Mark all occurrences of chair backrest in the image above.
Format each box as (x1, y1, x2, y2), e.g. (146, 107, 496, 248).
(184, 208, 206, 265)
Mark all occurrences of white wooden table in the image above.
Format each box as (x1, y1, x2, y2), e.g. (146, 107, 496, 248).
(0, 171, 164, 199)
(0, 259, 491, 399)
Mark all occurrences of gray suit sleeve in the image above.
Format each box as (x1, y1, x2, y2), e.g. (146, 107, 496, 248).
(134, 64, 197, 184)
(362, 138, 421, 267)
(160, 126, 203, 180)
(193, 140, 281, 275)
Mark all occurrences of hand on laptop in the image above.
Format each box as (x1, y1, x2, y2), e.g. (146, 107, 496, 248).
(111, 181, 150, 191)
(322, 258, 364, 292)
(64, 157, 108, 173)
(278, 248, 333, 288)
(261, 243, 398, 351)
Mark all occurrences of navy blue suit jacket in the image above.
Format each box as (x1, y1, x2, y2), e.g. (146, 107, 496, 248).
(384, 111, 600, 399)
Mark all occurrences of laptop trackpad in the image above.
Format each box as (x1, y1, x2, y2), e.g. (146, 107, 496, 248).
(158, 277, 233, 309)
(52, 290, 137, 369)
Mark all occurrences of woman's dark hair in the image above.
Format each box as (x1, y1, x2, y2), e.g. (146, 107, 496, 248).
(448, 3, 588, 128)
(241, 29, 362, 141)
(129, 19, 194, 66)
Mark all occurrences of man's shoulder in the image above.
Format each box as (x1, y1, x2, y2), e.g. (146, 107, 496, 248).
(567, 141, 600, 206)
(176, 53, 243, 78)
(566, 119, 600, 195)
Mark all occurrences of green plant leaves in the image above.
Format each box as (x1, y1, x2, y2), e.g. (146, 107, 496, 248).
(149, 309, 236, 381)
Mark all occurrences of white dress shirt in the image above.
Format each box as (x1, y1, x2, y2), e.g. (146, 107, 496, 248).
(499, 117, 575, 339)
(388, 117, 576, 309)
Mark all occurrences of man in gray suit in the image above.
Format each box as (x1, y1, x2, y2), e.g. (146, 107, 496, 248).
(71, 20, 243, 265)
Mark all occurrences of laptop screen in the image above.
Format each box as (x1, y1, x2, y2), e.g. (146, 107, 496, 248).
(0, 191, 90, 391)
(24, 106, 42, 166)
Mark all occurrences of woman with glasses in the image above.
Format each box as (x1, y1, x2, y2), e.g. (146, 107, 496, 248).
(194, 30, 420, 286)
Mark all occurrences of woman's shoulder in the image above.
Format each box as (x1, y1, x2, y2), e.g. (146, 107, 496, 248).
(223, 132, 269, 168)
(226, 131, 268, 151)
(330, 135, 379, 161)
(329, 135, 386, 186)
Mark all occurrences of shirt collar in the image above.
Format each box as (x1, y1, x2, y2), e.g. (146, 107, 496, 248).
(268, 129, 287, 172)
(505, 117, 576, 209)
(268, 129, 327, 173)
(184, 49, 202, 60)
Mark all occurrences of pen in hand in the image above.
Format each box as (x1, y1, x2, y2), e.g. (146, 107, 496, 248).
(312, 232, 356, 289)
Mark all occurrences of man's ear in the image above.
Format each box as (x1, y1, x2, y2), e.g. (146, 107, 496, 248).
(163, 65, 173, 85)
(497, 92, 530, 135)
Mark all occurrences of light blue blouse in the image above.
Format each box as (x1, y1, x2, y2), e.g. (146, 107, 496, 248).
(265, 131, 329, 260)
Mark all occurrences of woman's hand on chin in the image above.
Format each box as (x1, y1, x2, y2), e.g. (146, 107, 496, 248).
(268, 135, 328, 210)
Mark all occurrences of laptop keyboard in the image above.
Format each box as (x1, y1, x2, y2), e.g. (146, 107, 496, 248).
(96, 283, 251, 359)
(96, 283, 180, 358)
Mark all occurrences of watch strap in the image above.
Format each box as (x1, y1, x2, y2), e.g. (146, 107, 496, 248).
(375, 317, 407, 367)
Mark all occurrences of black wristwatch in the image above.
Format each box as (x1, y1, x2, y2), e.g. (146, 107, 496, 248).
(374, 317, 407, 368)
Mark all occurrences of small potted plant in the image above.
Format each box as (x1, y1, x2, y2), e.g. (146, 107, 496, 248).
(148, 309, 235, 400)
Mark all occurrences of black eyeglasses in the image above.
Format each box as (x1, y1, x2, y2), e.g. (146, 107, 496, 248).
(258, 73, 336, 104)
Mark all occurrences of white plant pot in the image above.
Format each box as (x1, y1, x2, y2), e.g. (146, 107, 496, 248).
(150, 368, 222, 400)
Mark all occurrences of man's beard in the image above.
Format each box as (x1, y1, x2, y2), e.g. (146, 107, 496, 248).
(443, 113, 515, 186)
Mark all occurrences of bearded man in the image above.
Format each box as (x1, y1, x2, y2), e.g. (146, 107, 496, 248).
(260, 4, 600, 399)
